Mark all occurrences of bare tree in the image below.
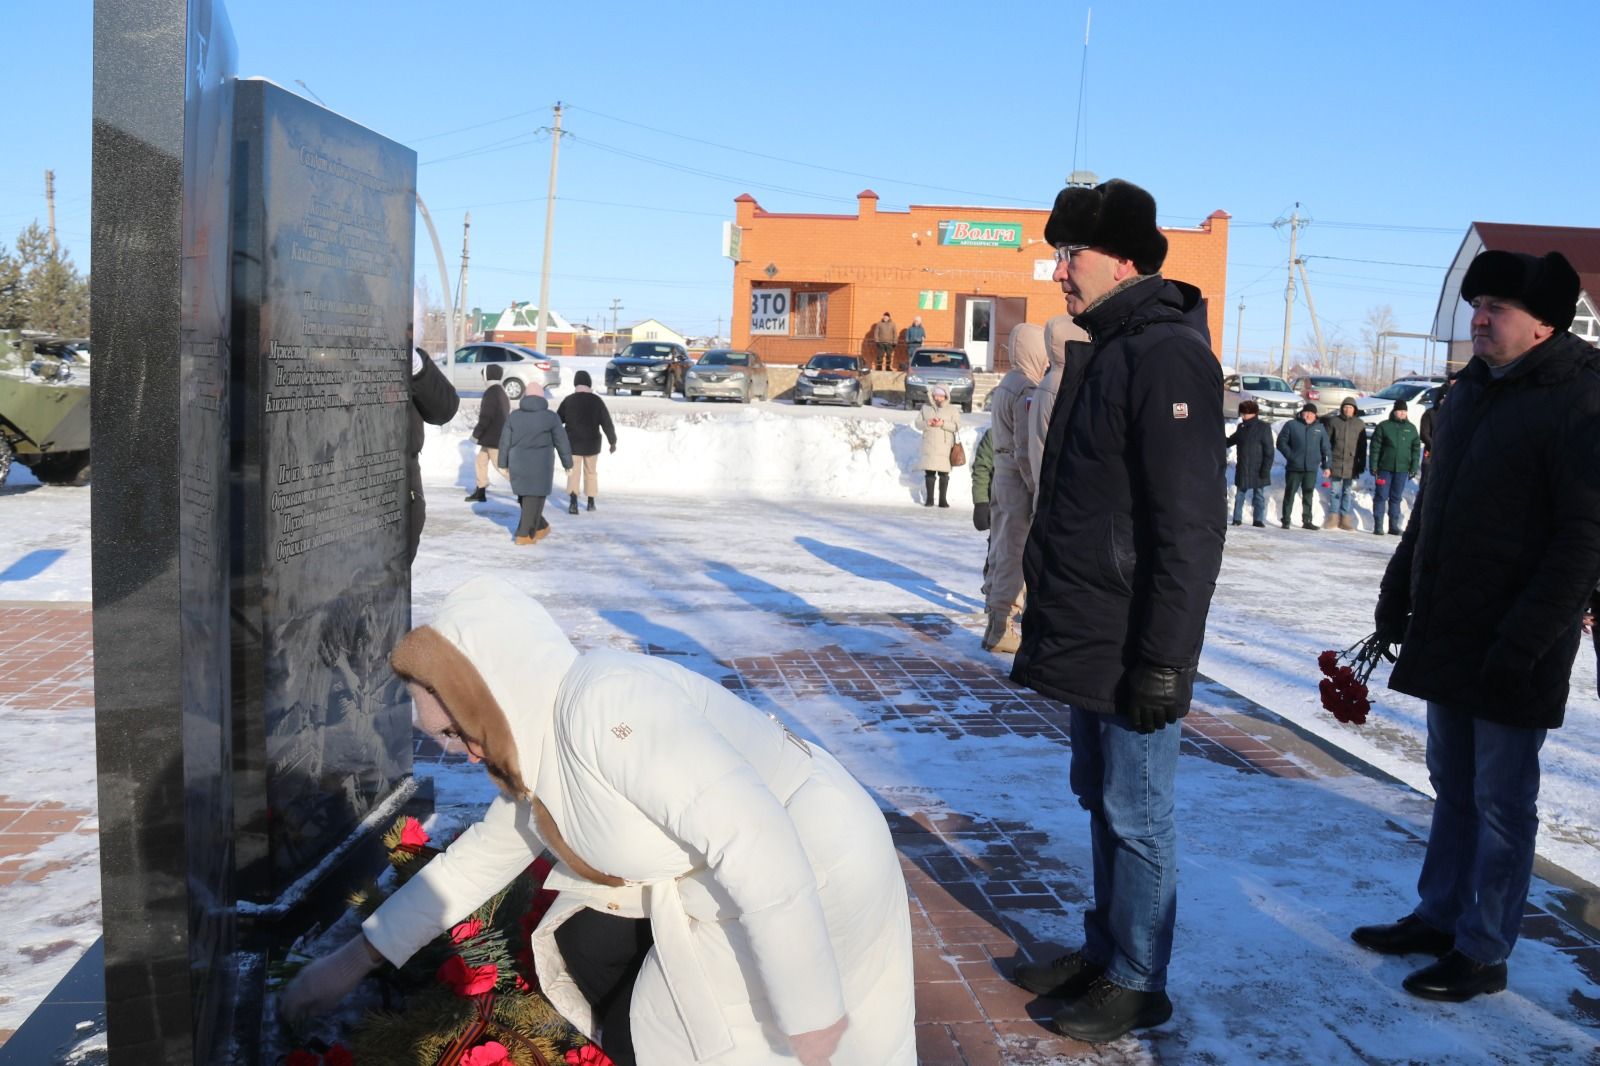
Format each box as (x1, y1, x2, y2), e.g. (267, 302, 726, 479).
(415, 275, 447, 354)
(1361, 305, 1398, 389)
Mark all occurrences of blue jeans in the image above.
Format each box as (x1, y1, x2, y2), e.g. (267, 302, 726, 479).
(1231, 486, 1265, 524)
(1069, 707, 1180, 991)
(1373, 471, 1411, 531)
(1414, 703, 1546, 965)
(1329, 477, 1357, 516)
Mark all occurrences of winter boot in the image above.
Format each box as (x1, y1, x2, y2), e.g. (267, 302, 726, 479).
(1323, 513, 1339, 529)
(1049, 976, 1173, 1043)
(568, 492, 580, 515)
(534, 524, 552, 543)
(1372, 519, 1385, 535)
(465, 486, 487, 503)
(938, 474, 950, 508)
(586, 497, 596, 512)
(1340, 515, 1357, 531)
(924, 472, 936, 507)
(514, 535, 535, 546)
(981, 611, 1008, 650)
(1014, 949, 1105, 999)
(991, 622, 1021, 654)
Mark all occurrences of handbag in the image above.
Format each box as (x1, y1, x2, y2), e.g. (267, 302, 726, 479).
(949, 441, 966, 467)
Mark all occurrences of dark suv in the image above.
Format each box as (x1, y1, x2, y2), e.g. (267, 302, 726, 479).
(605, 342, 690, 397)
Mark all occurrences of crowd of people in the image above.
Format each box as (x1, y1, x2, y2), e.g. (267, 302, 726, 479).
(294, 179, 1597, 1060)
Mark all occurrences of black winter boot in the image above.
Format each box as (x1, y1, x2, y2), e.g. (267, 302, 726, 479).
(586, 497, 596, 512)
(1013, 949, 1105, 1000)
(465, 486, 487, 503)
(924, 472, 936, 507)
(1049, 976, 1173, 1043)
(937, 473, 950, 508)
(568, 492, 580, 515)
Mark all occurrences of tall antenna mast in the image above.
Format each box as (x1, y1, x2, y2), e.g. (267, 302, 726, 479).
(1070, 9, 1092, 181)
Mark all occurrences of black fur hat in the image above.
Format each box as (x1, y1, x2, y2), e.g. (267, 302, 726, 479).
(1044, 179, 1169, 275)
(1460, 250, 1579, 332)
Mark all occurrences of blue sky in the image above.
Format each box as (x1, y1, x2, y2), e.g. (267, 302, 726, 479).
(7, 0, 1598, 373)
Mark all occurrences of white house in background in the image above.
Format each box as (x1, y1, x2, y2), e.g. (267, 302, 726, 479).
(482, 300, 580, 354)
(622, 319, 687, 347)
(1433, 222, 1600, 366)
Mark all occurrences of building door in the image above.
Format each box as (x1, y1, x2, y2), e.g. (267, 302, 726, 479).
(989, 297, 1027, 372)
(961, 298, 994, 370)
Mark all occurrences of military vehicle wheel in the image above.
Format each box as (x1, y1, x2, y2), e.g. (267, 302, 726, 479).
(31, 451, 91, 486)
(0, 438, 12, 487)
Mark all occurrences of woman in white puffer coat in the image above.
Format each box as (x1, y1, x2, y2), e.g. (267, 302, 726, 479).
(281, 577, 915, 1066)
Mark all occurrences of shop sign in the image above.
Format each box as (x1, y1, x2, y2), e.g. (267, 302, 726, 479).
(937, 219, 1023, 248)
(751, 288, 790, 334)
(917, 291, 949, 311)
(721, 221, 742, 261)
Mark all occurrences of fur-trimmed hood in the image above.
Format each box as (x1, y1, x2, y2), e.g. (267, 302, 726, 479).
(391, 577, 577, 798)
(1006, 323, 1050, 385)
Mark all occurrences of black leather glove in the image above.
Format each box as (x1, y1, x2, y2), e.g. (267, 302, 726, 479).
(1123, 662, 1185, 734)
(1480, 642, 1534, 699)
(1373, 594, 1409, 647)
(973, 502, 991, 531)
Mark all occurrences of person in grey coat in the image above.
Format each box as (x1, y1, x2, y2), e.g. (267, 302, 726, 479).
(497, 384, 573, 545)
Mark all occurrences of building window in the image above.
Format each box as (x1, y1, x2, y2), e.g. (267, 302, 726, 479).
(793, 292, 828, 337)
(1573, 293, 1599, 347)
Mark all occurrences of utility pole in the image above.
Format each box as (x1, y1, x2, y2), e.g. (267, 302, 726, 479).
(1294, 258, 1327, 365)
(1234, 300, 1244, 368)
(1273, 204, 1306, 378)
(44, 170, 58, 256)
(457, 212, 471, 345)
(535, 102, 565, 355)
(609, 298, 624, 355)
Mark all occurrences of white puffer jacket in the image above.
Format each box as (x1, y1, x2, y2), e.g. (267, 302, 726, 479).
(362, 578, 915, 1065)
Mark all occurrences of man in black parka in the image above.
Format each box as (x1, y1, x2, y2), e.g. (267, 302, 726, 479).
(1009, 179, 1225, 1043)
(408, 347, 461, 563)
(1353, 250, 1600, 1003)
(464, 363, 511, 503)
(1226, 399, 1274, 527)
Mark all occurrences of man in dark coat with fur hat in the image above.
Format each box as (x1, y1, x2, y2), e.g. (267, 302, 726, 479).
(1009, 179, 1224, 1043)
(1352, 249, 1600, 1003)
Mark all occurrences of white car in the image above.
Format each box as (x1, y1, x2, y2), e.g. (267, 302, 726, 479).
(1224, 373, 1302, 422)
(1359, 378, 1445, 426)
(436, 343, 562, 400)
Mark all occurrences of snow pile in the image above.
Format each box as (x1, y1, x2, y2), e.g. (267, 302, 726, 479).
(425, 399, 986, 505)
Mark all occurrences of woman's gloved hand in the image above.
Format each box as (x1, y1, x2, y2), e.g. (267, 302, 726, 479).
(788, 1015, 848, 1066)
(972, 502, 991, 531)
(280, 934, 384, 1024)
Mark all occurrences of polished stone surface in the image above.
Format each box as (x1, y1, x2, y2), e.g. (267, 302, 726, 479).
(230, 79, 417, 903)
(90, 0, 237, 1062)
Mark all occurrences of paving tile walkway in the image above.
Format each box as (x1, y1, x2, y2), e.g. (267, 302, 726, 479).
(7, 603, 1600, 1061)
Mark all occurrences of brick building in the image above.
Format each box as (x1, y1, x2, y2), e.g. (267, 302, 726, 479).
(729, 190, 1230, 369)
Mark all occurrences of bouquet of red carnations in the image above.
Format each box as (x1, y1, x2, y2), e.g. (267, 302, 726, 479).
(1315, 633, 1395, 725)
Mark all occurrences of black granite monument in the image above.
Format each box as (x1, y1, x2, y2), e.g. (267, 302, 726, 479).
(76, 1, 420, 1062)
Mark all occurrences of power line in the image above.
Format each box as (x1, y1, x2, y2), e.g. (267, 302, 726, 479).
(1302, 254, 1445, 270)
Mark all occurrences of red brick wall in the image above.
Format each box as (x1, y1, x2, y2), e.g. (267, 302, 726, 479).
(731, 192, 1229, 364)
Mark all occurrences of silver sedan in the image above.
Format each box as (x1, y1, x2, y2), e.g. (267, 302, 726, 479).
(685, 349, 769, 403)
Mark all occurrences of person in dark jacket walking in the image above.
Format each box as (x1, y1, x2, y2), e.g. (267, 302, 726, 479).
(1226, 399, 1274, 527)
(1323, 398, 1368, 529)
(497, 384, 573, 545)
(1417, 384, 1444, 486)
(408, 347, 461, 562)
(1009, 179, 1224, 1044)
(1369, 400, 1421, 535)
(556, 370, 617, 513)
(1275, 403, 1331, 530)
(465, 364, 511, 503)
(1354, 250, 1600, 1003)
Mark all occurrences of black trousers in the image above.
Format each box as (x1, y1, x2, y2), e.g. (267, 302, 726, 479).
(515, 495, 549, 538)
(554, 910, 654, 1066)
(924, 470, 949, 504)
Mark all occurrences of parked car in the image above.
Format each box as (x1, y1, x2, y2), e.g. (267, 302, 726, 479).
(794, 353, 873, 407)
(605, 341, 690, 397)
(441, 343, 562, 400)
(904, 347, 975, 412)
(1290, 374, 1363, 417)
(1223, 373, 1302, 422)
(1358, 377, 1445, 426)
(685, 349, 768, 403)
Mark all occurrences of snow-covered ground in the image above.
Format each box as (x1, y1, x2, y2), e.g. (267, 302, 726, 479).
(1, 399, 1597, 1061)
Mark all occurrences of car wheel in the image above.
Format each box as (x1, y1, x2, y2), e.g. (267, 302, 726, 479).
(503, 378, 525, 400)
(0, 437, 12, 487)
(741, 385, 751, 404)
(962, 402, 973, 413)
(30, 451, 91, 486)
(607, 387, 618, 396)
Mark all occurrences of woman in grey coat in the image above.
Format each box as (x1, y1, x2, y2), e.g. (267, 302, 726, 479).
(498, 385, 573, 544)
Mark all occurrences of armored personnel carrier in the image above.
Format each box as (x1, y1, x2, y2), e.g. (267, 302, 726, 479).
(0, 331, 92, 486)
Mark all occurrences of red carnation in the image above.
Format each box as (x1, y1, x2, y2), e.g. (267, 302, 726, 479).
(565, 1045, 615, 1066)
(437, 954, 499, 997)
(398, 817, 430, 852)
(1317, 650, 1339, 677)
(285, 1052, 321, 1066)
(323, 1045, 355, 1066)
(461, 1043, 512, 1066)
(450, 917, 484, 944)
